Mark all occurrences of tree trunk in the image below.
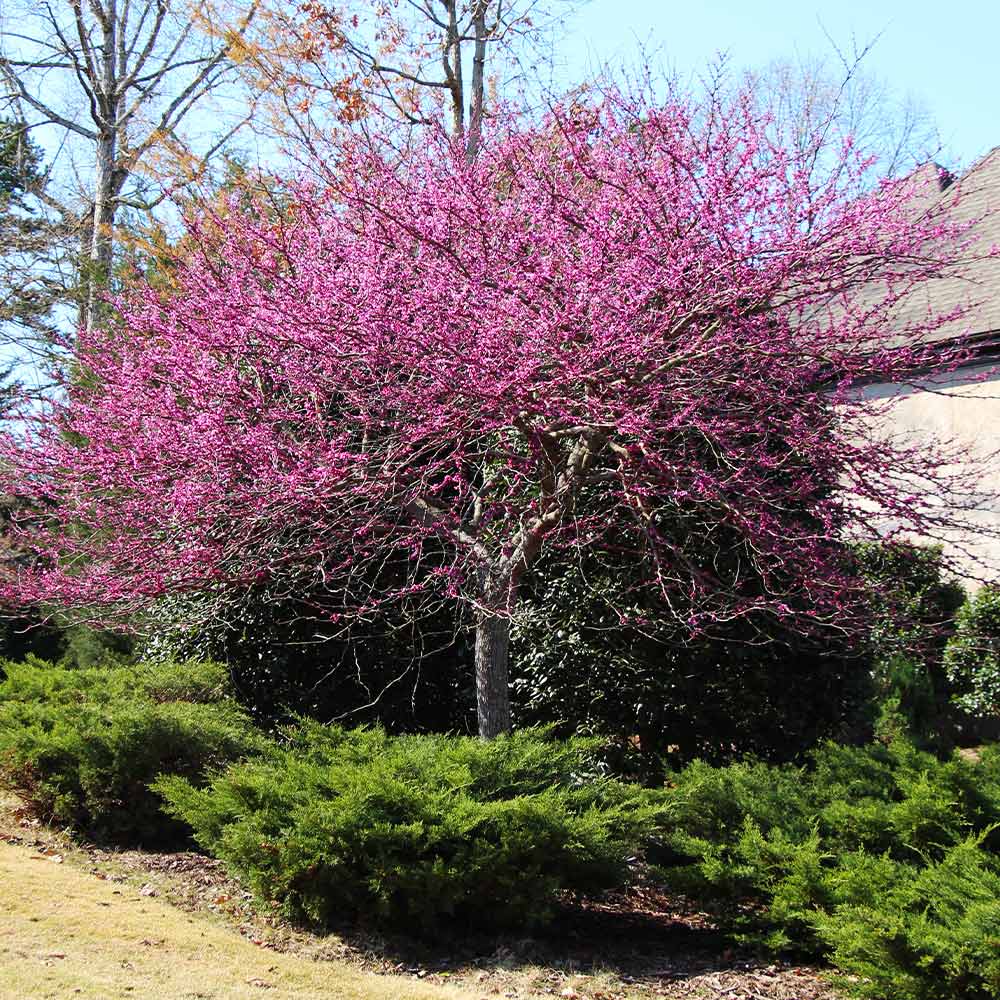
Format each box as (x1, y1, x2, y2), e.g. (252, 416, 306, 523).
(465, 1, 488, 161)
(443, 0, 465, 144)
(85, 131, 117, 332)
(474, 611, 511, 738)
(87, 0, 119, 334)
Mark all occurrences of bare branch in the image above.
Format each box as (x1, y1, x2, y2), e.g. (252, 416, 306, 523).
(1, 0, 260, 335)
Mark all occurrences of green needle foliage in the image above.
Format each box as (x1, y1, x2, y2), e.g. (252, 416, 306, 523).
(654, 740, 1000, 999)
(0, 659, 267, 846)
(156, 722, 661, 934)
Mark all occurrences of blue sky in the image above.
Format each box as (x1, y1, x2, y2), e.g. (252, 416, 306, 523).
(559, 0, 1000, 168)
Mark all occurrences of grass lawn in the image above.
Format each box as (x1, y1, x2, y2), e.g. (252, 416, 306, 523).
(0, 840, 476, 1000)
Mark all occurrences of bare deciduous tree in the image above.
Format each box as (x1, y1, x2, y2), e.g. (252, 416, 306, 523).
(743, 37, 941, 181)
(0, 0, 258, 332)
(241, 0, 582, 163)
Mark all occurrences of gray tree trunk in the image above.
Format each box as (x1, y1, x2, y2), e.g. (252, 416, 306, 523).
(474, 611, 512, 739)
(85, 131, 118, 332)
(466, 1, 488, 161)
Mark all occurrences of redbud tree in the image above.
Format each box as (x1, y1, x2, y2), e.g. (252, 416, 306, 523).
(0, 87, 990, 738)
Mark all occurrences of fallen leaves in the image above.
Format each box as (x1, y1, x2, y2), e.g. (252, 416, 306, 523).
(29, 847, 63, 864)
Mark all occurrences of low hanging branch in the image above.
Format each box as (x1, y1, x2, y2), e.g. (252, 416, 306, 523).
(0, 84, 995, 737)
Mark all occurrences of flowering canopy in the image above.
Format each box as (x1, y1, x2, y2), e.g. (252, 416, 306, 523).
(0, 88, 990, 735)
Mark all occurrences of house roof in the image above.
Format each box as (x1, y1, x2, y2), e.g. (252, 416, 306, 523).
(905, 146, 1000, 348)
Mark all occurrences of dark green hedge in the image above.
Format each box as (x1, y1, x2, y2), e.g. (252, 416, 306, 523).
(656, 740, 1000, 999)
(156, 722, 660, 934)
(0, 659, 266, 846)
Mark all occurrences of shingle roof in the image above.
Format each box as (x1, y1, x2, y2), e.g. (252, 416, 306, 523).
(909, 147, 1000, 345)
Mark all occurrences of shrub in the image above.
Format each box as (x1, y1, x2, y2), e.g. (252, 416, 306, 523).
(57, 624, 135, 669)
(141, 586, 476, 733)
(654, 740, 1000, 998)
(0, 659, 266, 845)
(0, 657, 231, 707)
(945, 585, 1000, 720)
(815, 839, 1000, 1000)
(854, 542, 965, 665)
(512, 544, 873, 777)
(156, 722, 660, 934)
(0, 616, 134, 672)
(0, 612, 65, 668)
(651, 757, 825, 946)
(854, 542, 966, 746)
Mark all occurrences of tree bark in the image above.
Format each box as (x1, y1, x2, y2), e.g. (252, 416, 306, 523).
(85, 130, 117, 332)
(87, 0, 119, 333)
(465, 1, 489, 161)
(474, 610, 511, 738)
(442, 0, 465, 143)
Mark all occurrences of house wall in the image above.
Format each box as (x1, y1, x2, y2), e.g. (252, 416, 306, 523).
(864, 362, 1000, 585)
